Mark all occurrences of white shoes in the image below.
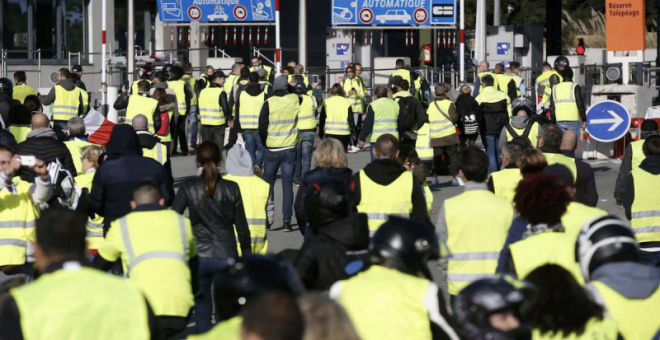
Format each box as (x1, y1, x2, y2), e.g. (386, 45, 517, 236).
(452, 177, 465, 186)
(347, 146, 359, 154)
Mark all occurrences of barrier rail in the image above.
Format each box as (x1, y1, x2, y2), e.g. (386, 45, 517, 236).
(0, 49, 43, 88)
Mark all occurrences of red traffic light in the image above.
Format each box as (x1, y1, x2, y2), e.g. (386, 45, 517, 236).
(576, 38, 586, 55)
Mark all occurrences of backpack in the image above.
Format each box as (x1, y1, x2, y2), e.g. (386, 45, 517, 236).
(397, 96, 417, 131)
(45, 159, 75, 209)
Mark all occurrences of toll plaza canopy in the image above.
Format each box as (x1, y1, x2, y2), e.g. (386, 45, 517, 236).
(331, 0, 456, 26)
(157, 0, 276, 22)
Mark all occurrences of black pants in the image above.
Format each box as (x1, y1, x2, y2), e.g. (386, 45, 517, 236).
(326, 134, 351, 152)
(173, 115, 189, 154)
(200, 125, 226, 149)
(459, 134, 478, 149)
(433, 145, 459, 176)
(156, 315, 189, 339)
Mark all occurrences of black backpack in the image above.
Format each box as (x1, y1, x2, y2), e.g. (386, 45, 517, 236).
(397, 96, 417, 130)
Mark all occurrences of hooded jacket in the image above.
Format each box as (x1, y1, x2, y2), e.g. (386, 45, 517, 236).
(295, 213, 370, 291)
(350, 159, 431, 226)
(17, 128, 76, 175)
(622, 156, 660, 248)
(0, 93, 19, 126)
(113, 93, 162, 133)
(455, 93, 480, 135)
(498, 116, 542, 149)
(88, 125, 174, 226)
(42, 79, 85, 118)
(136, 131, 160, 150)
(587, 262, 660, 301)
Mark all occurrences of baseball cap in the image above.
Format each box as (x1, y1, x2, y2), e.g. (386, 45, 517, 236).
(273, 76, 289, 91)
(641, 119, 659, 132)
(72, 65, 83, 72)
(294, 80, 306, 91)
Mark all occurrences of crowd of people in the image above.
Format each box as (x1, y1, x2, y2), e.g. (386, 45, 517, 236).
(0, 55, 658, 340)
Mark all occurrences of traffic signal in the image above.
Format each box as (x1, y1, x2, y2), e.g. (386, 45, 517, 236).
(576, 38, 586, 56)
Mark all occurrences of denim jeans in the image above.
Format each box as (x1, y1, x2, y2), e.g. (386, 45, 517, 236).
(294, 131, 315, 183)
(195, 257, 228, 333)
(264, 148, 296, 223)
(244, 129, 266, 169)
(556, 121, 581, 141)
(186, 105, 199, 144)
(639, 250, 660, 267)
(482, 134, 502, 173)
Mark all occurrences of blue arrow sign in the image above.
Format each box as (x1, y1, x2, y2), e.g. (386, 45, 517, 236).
(586, 100, 630, 143)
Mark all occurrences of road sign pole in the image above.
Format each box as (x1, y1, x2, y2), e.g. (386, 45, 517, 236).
(459, 0, 465, 84)
(275, 0, 281, 77)
(128, 0, 135, 84)
(101, 0, 107, 115)
(298, 0, 307, 67)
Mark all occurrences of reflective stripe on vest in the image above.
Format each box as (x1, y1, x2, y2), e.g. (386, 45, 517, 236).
(126, 95, 159, 133)
(630, 140, 645, 171)
(119, 215, 188, 273)
(224, 174, 270, 255)
(357, 171, 414, 233)
(552, 82, 579, 122)
(143, 143, 168, 165)
(505, 122, 539, 147)
(298, 95, 317, 130)
(167, 80, 188, 115)
(74, 172, 105, 249)
(199, 87, 226, 126)
(65, 139, 97, 175)
(479, 71, 499, 90)
(543, 153, 577, 183)
(324, 96, 351, 136)
(415, 124, 434, 161)
(52, 85, 81, 121)
(369, 98, 400, 142)
(80, 88, 89, 114)
(491, 168, 522, 202)
(13, 84, 38, 104)
(509, 232, 584, 284)
(0, 181, 39, 266)
(266, 94, 300, 148)
(183, 75, 198, 105)
(343, 78, 364, 113)
(428, 99, 456, 139)
(238, 91, 266, 130)
(631, 169, 660, 243)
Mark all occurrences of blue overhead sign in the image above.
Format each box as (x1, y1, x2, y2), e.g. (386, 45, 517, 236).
(332, 0, 456, 26)
(157, 0, 275, 22)
(497, 42, 510, 55)
(586, 100, 630, 143)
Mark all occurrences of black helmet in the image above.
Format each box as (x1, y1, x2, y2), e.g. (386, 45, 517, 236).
(0, 78, 13, 95)
(139, 66, 153, 79)
(303, 180, 350, 231)
(454, 276, 529, 340)
(576, 215, 639, 281)
(553, 56, 569, 71)
(370, 217, 443, 279)
(511, 97, 534, 116)
(161, 64, 173, 81)
(213, 255, 301, 320)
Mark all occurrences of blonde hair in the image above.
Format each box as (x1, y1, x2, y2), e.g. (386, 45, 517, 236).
(299, 294, 360, 340)
(435, 83, 450, 97)
(459, 84, 472, 95)
(314, 138, 348, 168)
(203, 65, 214, 74)
(81, 145, 105, 169)
(517, 149, 547, 175)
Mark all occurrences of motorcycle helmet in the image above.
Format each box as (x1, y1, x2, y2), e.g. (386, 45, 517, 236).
(160, 64, 174, 81)
(576, 215, 639, 282)
(511, 97, 534, 117)
(139, 66, 153, 79)
(0, 78, 13, 95)
(553, 56, 569, 71)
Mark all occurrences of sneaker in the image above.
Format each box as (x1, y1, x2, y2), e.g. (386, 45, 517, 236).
(293, 182, 300, 187)
(452, 177, 465, 186)
(348, 146, 359, 154)
(254, 165, 263, 178)
(283, 223, 293, 232)
(431, 176, 439, 186)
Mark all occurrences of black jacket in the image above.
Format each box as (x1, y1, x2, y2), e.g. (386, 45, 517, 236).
(455, 93, 480, 135)
(562, 149, 599, 207)
(396, 94, 427, 135)
(172, 175, 251, 259)
(88, 125, 174, 226)
(0, 94, 19, 127)
(350, 159, 431, 226)
(234, 84, 266, 131)
(477, 88, 510, 135)
(295, 213, 370, 291)
(615, 143, 638, 204)
(294, 167, 354, 235)
(17, 130, 76, 175)
(113, 93, 162, 133)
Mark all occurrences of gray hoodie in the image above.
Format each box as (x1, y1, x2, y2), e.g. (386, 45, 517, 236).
(42, 79, 79, 106)
(498, 116, 542, 149)
(226, 144, 254, 177)
(586, 262, 660, 305)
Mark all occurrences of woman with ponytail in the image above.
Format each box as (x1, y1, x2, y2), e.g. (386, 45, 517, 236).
(172, 141, 251, 333)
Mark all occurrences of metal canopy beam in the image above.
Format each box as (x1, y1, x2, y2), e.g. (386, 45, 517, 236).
(331, 25, 456, 30)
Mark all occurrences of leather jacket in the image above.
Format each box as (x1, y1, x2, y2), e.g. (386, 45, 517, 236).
(172, 176, 252, 259)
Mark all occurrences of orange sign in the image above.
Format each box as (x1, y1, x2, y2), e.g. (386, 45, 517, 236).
(606, 0, 646, 51)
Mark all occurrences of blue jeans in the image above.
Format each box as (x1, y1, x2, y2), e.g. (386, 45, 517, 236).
(482, 135, 502, 173)
(264, 148, 296, 223)
(294, 131, 315, 183)
(639, 250, 660, 267)
(196, 257, 228, 333)
(186, 105, 199, 144)
(244, 129, 266, 169)
(556, 121, 581, 141)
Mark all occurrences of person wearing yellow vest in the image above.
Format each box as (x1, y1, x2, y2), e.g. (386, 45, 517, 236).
(393, 80, 427, 148)
(0, 208, 160, 340)
(224, 63, 242, 97)
(397, 145, 434, 215)
(224, 144, 270, 255)
(476, 74, 511, 173)
(493, 63, 517, 101)
(560, 130, 600, 207)
(7, 104, 32, 144)
(330, 218, 461, 340)
(615, 119, 659, 209)
(351, 134, 430, 235)
(288, 64, 310, 89)
(167, 65, 193, 156)
(488, 141, 525, 202)
(428, 83, 461, 186)
(256, 68, 274, 96)
(235, 72, 268, 174)
(498, 97, 542, 149)
(503, 171, 583, 283)
(437, 147, 514, 296)
(229, 68, 251, 112)
(96, 180, 198, 338)
(578, 215, 660, 340)
(293, 80, 318, 185)
(183, 63, 200, 150)
(41, 68, 84, 129)
(507, 62, 526, 97)
(64, 117, 98, 175)
(387, 58, 416, 94)
(342, 66, 366, 153)
(319, 84, 358, 152)
(472, 60, 499, 96)
(12, 71, 39, 104)
(258, 76, 301, 232)
(132, 115, 169, 169)
(0, 145, 51, 281)
(535, 62, 563, 104)
(538, 124, 578, 182)
(548, 69, 587, 141)
(113, 80, 161, 134)
(250, 56, 274, 84)
(129, 66, 153, 95)
(358, 87, 404, 161)
(195, 65, 215, 94)
(71, 145, 105, 256)
(198, 70, 231, 149)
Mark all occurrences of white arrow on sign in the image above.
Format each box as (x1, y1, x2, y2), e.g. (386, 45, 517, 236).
(591, 110, 624, 132)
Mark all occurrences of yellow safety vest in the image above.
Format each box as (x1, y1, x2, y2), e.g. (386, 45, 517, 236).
(491, 168, 522, 202)
(478, 71, 499, 91)
(64, 138, 97, 175)
(131, 79, 152, 95)
(238, 90, 266, 130)
(288, 74, 310, 88)
(510, 75, 522, 97)
(323, 96, 351, 136)
(423, 182, 433, 212)
(74, 171, 105, 250)
(159, 107, 175, 143)
(126, 95, 159, 133)
(342, 78, 365, 113)
(357, 171, 413, 235)
(9, 125, 31, 144)
(543, 153, 577, 183)
(265, 94, 300, 148)
(631, 169, 660, 243)
(392, 90, 412, 102)
(428, 99, 456, 139)
(0, 181, 39, 266)
(11, 266, 151, 340)
(298, 94, 317, 130)
(495, 74, 513, 94)
(80, 88, 89, 114)
(536, 70, 563, 97)
(476, 87, 511, 116)
(259, 81, 272, 94)
(52, 85, 81, 121)
(224, 174, 270, 255)
(531, 316, 619, 340)
(13, 84, 39, 104)
(142, 143, 168, 165)
(250, 65, 273, 80)
(509, 232, 583, 283)
(223, 74, 241, 96)
(552, 82, 580, 122)
(198, 87, 226, 126)
(445, 189, 513, 295)
(369, 98, 400, 142)
(391, 69, 413, 86)
(332, 266, 435, 340)
(414, 124, 434, 161)
(561, 202, 607, 239)
(630, 140, 645, 171)
(505, 122, 540, 147)
(591, 280, 660, 340)
(100, 210, 196, 317)
(167, 80, 188, 116)
(182, 75, 198, 106)
(186, 316, 243, 340)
